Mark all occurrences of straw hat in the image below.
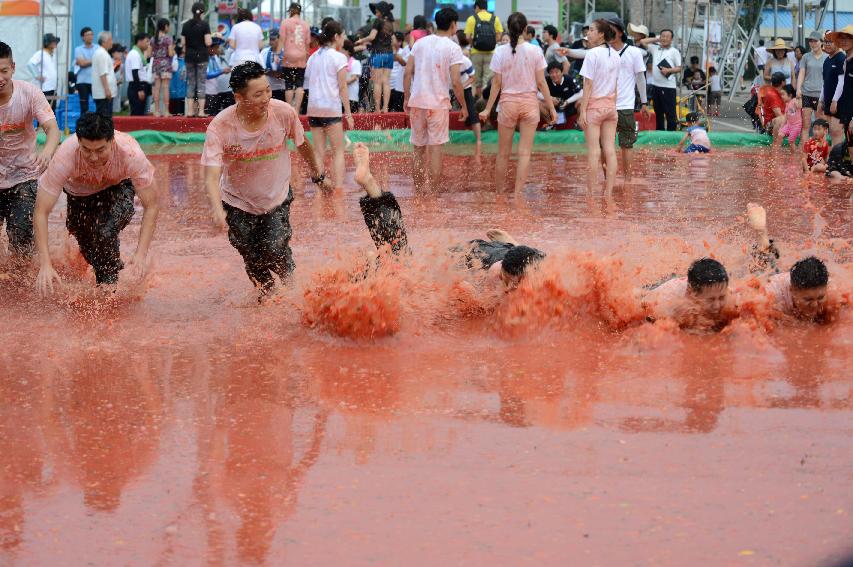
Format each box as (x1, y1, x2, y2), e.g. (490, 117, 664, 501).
(768, 38, 791, 52)
(826, 25, 853, 43)
(628, 23, 649, 37)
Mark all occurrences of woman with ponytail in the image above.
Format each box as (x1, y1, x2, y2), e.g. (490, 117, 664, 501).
(578, 19, 620, 193)
(305, 20, 354, 190)
(479, 12, 557, 191)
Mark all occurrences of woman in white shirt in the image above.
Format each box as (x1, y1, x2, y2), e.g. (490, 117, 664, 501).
(228, 8, 264, 65)
(578, 19, 620, 193)
(479, 13, 557, 192)
(305, 20, 354, 190)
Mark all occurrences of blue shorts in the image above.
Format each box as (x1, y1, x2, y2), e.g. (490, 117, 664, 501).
(684, 144, 710, 154)
(370, 52, 394, 70)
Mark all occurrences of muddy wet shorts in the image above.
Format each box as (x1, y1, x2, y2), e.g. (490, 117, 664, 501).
(0, 179, 38, 256)
(359, 191, 408, 255)
(65, 180, 136, 285)
(616, 109, 638, 149)
(224, 189, 295, 291)
(283, 67, 306, 91)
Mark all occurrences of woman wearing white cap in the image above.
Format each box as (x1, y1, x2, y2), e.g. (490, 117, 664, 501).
(763, 38, 796, 85)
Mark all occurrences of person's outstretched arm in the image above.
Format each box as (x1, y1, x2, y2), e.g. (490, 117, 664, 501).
(677, 131, 689, 150)
(33, 189, 62, 295)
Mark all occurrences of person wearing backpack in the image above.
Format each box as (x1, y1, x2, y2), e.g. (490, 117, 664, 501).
(464, 0, 503, 100)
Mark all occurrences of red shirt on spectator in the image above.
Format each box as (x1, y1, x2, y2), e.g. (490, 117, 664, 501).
(803, 137, 829, 167)
(759, 86, 785, 126)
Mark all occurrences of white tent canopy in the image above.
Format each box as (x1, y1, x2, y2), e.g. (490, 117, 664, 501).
(1, 0, 73, 99)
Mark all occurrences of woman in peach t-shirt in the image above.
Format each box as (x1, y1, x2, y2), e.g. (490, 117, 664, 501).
(479, 12, 557, 192)
(279, 2, 311, 111)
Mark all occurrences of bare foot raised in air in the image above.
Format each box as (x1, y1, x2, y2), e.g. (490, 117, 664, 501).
(486, 228, 518, 245)
(746, 203, 767, 232)
(353, 143, 382, 198)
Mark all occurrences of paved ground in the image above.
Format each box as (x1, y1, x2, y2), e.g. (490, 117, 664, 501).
(709, 92, 758, 133)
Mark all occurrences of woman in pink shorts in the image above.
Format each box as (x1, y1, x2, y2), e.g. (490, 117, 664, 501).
(578, 19, 621, 193)
(480, 12, 557, 191)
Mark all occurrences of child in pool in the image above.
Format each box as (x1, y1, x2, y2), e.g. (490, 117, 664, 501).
(747, 203, 843, 323)
(775, 85, 802, 151)
(352, 142, 544, 288)
(641, 258, 737, 332)
(802, 118, 830, 173)
(677, 112, 711, 154)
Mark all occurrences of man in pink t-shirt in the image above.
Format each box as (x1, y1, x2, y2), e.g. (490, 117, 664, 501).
(404, 7, 467, 190)
(0, 42, 61, 261)
(202, 62, 329, 295)
(34, 113, 159, 293)
(279, 2, 311, 113)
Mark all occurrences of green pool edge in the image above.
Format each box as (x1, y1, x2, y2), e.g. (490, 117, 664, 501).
(38, 129, 773, 154)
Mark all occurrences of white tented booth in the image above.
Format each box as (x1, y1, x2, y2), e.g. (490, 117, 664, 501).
(1, 0, 74, 129)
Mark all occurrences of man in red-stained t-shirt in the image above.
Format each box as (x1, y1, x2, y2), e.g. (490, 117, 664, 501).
(758, 71, 786, 134)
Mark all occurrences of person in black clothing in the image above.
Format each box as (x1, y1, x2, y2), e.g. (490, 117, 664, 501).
(180, 1, 212, 117)
(681, 55, 706, 88)
(569, 26, 589, 74)
(542, 61, 582, 123)
(819, 33, 847, 146)
(127, 33, 151, 116)
(352, 142, 545, 288)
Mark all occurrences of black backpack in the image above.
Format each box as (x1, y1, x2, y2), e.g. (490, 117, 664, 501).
(472, 13, 497, 52)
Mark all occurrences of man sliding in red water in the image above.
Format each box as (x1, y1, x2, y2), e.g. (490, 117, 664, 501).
(746, 203, 843, 324)
(34, 112, 159, 294)
(351, 142, 545, 289)
(202, 61, 331, 297)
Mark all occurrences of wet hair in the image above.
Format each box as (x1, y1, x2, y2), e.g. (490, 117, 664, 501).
(413, 15, 427, 30)
(507, 12, 527, 54)
(156, 18, 170, 34)
(543, 25, 558, 40)
(790, 257, 828, 289)
(0, 41, 12, 62)
(685, 111, 701, 123)
(80, 26, 93, 37)
(434, 7, 458, 32)
(319, 20, 343, 45)
(191, 2, 205, 18)
(236, 8, 253, 22)
(546, 60, 563, 73)
(135, 32, 150, 44)
(687, 258, 728, 291)
(474, 0, 487, 9)
(659, 28, 674, 38)
(592, 19, 616, 42)
(781, 84, 796, 98)
(813, 118, 829, 129)
(770, 71, 785, 87)
(229, 61, 266, 93)
(76, 112, 115, 142)
(502, 246, 545, 277)
(456, 30, 469, 48)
